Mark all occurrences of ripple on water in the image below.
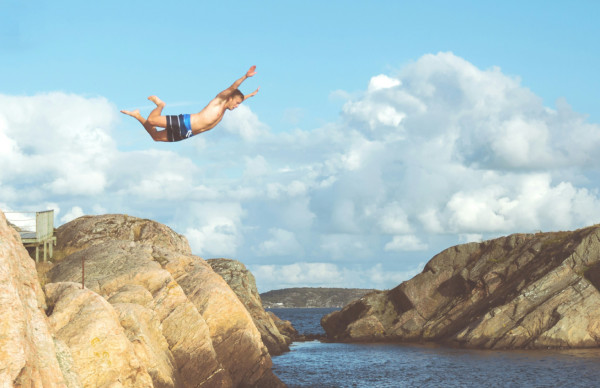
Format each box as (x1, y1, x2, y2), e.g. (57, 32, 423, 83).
(269, 309, 600, 388)
(274, 341, 600, 388)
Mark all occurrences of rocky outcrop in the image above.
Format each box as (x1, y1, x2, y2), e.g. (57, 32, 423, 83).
(52, 214, 191, 262)
(47, 214, 284, 387)
(208, 259, 291, 355)
(267, 312, 298, 343)
(0, 211, 66, 387)
(49, 241, 228, 387)
(0, 210, 285, 387)
(322, 226, 600, 349)
(45, 282, 154, 387)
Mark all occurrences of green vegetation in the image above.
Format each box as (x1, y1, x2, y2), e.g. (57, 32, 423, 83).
(260, 287, 377, 308)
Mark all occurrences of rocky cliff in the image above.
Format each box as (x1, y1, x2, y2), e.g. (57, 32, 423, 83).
(260, 288, 377, 308)
(322, 226, 600, 349)
(0, 212, 285, 388)
(207, 259, 292, 355)
(0, 211, 67, 386)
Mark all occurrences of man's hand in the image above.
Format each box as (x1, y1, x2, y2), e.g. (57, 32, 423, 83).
(223, 66, 258, 98)
(246, 65, 257, 78)
(244, 87, 260, 101)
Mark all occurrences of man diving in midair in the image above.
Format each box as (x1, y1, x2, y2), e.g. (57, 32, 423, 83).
(121, 66, 259, 142)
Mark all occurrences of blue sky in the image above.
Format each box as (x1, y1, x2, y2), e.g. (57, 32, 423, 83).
(1, 0, 600, 292)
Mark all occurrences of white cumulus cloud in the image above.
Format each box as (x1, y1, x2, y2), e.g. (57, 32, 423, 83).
(220, 104, 270, 141)
(3, 52, 600, 292)
(184, 202, 245, 258)
(384, 235, 428, 252)
(255, 228, 302, 256)
(60, 206, 85, 224)
(0, 92, 117, 199)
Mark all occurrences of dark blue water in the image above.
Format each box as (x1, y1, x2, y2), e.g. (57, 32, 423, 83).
(268, 307, 335, 336)
(269, 308, 600, 388)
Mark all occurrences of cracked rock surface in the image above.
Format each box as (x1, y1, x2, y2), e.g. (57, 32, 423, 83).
(0, 211, 285, 387)
(208, 258, 292, 355)
(48, 214, 284, 387)
(322, 226, 600, 349)
(0, 211, 66, 386)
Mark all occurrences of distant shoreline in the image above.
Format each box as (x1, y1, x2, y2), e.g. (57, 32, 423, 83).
(260, 287, 377, 309)
(266, 306, 339, 309)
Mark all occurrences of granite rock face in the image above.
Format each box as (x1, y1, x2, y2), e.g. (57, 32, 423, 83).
(52, 214, 191, 262)
(47, 214, 284, 387)
(322, 226, 600, 349)
(49, 241, 226, 386)
(0, 211, 285, 387)
(0, 211, 67, 387)
(44, 282, 154, 387)
(208, 258, 291, 355)
(267, 312, 298, 343)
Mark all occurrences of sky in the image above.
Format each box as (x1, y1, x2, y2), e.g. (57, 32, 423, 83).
(1, 0, 600, 292)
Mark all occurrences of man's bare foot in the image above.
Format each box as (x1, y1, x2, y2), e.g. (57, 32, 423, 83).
(148, 95, 165, 107)
(120, 109, 142, 119)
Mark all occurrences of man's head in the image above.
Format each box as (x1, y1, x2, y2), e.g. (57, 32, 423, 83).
(227, 89, 244, 110)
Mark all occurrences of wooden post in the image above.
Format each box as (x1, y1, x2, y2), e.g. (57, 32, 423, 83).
(82, 258, 85, 289)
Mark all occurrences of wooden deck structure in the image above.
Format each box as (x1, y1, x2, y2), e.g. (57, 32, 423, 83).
(6, 210, 57, 262)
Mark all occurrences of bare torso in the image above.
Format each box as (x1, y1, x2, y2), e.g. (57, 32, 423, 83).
(189, 96, 228, 134)
(121, 66, 257, 141)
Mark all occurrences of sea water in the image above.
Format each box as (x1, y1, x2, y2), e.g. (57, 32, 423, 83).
(269, 308, 600, 388)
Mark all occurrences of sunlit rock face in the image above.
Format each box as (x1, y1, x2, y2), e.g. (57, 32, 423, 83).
(0, 211, 66, 387)
(48, 214, 285, 387)
(323, 225, 600, 350)
(45, 282, 154, 387)
(52, 214, 192, 262)
(208, 258, 292, 355)
(0, 212, 285, 387)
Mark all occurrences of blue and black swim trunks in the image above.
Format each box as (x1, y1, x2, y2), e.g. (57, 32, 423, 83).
(165, 114, 194, 142)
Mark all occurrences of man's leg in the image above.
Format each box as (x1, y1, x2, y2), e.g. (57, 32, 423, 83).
(146, 96, 168, 128)
(120, 109, 168, 142)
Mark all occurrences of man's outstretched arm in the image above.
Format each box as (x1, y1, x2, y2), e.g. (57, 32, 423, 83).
(224, 66, 257, 93)
(244, 87, 260, 101)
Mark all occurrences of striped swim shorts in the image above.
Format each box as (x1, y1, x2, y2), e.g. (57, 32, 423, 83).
(165, 114, 194, 142)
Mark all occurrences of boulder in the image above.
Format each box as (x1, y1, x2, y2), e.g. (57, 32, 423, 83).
(111, 296, 179, 388)
(208, 258, 291, 355)
(267, 312, 298, 343)
(52, 214, 191, 261)
(44, 282, 154, 387)
(47, 240, 231, 387)
(346, 315, 386, 341)
(47, 214, 284, 387)
(0, 210, 66, 387)
(160, 252, 279, 386)
(322, 226, 600, 349)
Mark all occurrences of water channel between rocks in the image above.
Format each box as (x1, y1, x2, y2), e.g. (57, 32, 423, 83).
(269, 308, 600, 388)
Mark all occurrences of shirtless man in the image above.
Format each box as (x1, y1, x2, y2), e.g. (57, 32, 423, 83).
(121, 66, 259, 142)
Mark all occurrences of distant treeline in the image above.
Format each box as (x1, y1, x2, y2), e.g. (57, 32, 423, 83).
(260, 287, 378, 308)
